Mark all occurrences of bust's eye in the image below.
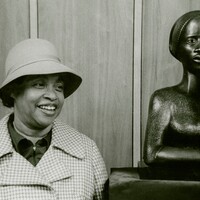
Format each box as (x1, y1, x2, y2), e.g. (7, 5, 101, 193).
(186, 37, 197, 44)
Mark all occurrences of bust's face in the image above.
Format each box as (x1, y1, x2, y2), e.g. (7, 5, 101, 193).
(178, 16, 200, 74)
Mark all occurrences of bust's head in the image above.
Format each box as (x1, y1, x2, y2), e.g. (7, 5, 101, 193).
(169, 11, 200, 61)
(175, 15, 200, 75)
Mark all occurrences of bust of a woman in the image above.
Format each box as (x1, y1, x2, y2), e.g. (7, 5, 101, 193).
(144, 10, 200, 167)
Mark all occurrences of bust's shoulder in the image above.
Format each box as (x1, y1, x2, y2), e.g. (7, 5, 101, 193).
(148, 86, 184, 111)
(151, 86, 180, 101)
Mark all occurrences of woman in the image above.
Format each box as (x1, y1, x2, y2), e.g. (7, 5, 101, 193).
(144, 10, 200, 168)
(0, 38, 108, 199)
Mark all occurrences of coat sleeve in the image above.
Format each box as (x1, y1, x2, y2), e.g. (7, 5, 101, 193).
(91, 141, 108, 200)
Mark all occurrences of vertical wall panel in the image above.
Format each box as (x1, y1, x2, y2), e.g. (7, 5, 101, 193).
(38, 0, 133, 172)
(133, 0, 142, 166)
(29, 0, 38, 38)
(0, 0, 30, 119)
(142, 0, 200, 158)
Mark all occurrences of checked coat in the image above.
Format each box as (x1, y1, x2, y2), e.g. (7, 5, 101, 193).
(0, 114, 108, 200)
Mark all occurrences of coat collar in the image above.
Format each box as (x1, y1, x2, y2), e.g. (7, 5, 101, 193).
(51, 120, 85, 159)
(0, 113, 86, 186)
(0, 114, 14, 158)
(0, 113, 86, 160)
(0, 151, 52, 187)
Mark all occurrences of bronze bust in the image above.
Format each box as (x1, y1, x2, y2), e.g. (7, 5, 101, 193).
(144, 11, 200, 168)
(109, 12, 200, 198)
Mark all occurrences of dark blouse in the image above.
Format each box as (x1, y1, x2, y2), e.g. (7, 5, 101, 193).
(8, 114, 52, 166)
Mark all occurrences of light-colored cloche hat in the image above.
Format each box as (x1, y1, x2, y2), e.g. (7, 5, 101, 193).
(0, 38, 82, 98)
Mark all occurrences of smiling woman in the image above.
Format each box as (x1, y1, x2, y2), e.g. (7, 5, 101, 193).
(12, 74, 65, 136)
(0, 39, 108, 199)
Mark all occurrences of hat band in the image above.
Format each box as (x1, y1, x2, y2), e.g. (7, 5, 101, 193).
(6, 55, 61, 76)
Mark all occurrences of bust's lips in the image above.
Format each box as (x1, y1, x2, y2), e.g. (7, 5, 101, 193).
(193, 55, 200, 63)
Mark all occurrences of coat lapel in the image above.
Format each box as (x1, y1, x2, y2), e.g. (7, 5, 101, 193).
(35, 120, 86, 183)
(0, 114, 86, 186)
(36, 146, 73, 183)
(0, 115, 51, 188)
(0, 152, 51, 188)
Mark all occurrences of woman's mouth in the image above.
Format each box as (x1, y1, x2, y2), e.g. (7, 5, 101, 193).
(38, 105, 56, 111)
(37, 104, 58, 116)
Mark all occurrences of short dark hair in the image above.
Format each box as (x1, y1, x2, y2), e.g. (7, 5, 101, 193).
(0, 76, 26, 108)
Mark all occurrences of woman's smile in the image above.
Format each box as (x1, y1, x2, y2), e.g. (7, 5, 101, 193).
(37, 104, 57, 115)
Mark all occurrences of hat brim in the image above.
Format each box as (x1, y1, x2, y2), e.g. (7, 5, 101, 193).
(0, 60, 82, 98)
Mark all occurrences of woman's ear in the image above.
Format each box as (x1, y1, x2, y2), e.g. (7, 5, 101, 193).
(10, 92, 16, 99)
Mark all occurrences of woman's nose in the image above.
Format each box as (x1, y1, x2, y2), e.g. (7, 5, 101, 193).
(43, 87, 57, 100)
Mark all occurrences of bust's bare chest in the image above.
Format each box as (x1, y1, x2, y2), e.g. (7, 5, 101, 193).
(170, 98, 200, 135)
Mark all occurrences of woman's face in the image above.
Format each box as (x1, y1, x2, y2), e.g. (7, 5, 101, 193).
(12, 74, 65, 130)
(178, 16, 200, 74)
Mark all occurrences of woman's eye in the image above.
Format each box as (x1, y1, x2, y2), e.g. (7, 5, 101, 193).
(33, 82, 45, 88)
(56, 83, 64, 92)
